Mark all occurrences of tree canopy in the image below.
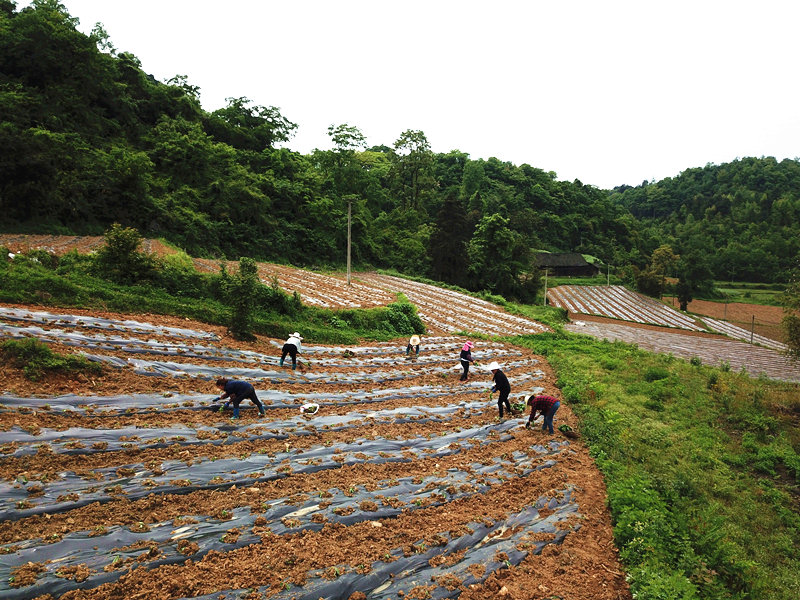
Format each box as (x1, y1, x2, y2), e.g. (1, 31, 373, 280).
(1, 1, 798, 298)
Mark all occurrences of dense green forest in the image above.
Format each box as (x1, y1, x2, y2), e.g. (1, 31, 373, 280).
(610, 158, 800, 283)
(1, 0, 799, 298)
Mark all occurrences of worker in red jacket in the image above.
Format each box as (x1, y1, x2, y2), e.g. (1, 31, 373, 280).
(525, 394, 561, 434)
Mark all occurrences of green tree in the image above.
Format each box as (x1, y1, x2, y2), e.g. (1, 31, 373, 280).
(675, 249, 714, 309)
(392, 129, 434, 211)
(327, 123, 367, 197)
(675, 279, 693, 311)
(227, 257, 259, 340)
(93, 223, 155, 284)
(207, 96, 296, 152)
(467, 213, 532, 300)
(428, 192, 471, 287)
(650, 244, 680, 299)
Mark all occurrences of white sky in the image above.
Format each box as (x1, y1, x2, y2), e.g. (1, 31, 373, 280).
(20, 0, 800, 189)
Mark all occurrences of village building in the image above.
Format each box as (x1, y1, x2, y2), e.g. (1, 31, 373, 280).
(535, 252, 601, 277)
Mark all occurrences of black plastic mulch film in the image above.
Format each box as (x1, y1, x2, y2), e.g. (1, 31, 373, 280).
(0, 308, 576, 600)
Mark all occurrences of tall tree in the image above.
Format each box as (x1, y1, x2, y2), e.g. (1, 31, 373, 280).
(207, 97, 296, 152)
(392, 129, 434, 211)
(429, 193, 471, 287)
(327, 123, 367, 198)
(467, 213, 531, 300)
(650, 244, 680, 299)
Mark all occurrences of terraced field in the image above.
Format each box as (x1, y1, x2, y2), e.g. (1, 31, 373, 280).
(0, 305, 629, 600)
(359, 273, 549, 336)
(549, 286, 799, 383)
(4, 235, 796, 599)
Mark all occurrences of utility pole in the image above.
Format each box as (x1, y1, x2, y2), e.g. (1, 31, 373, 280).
(724, 293, 728, 320)
(346, 198, 352, 286)
(543, 269, 548, 306)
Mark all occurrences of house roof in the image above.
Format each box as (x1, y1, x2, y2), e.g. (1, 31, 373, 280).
(534, 252, 594, 268)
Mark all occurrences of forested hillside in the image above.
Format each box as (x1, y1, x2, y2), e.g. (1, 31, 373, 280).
(610, 158, 800, 282)
(2, 0, 799, 292)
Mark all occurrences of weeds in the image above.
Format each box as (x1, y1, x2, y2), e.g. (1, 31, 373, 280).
(513, 332, 800, 600)
(0, 339, 103, 381)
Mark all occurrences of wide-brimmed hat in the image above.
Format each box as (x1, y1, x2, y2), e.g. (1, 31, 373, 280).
(409, 335, 421, 345)
(487, 361, 501, 371)
(291, 332, 303, 339)
(462, 341, 474, 351)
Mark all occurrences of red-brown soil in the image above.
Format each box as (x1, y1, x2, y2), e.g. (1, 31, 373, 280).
(566, 313, 800, 383)
(664, 296, 785, 343)
(0, 302, 631, 600)
(0, 234, 176, 259)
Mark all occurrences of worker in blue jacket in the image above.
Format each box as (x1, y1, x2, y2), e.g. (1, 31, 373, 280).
(213, 377, 266, 419)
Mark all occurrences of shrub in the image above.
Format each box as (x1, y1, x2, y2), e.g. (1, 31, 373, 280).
(627, 561, 699, 600)
(21, 249, 59, 269)
(155, 251, 209, 297)
(382, 301, 425, 336)
(329, 315, 348, 329)
(227, 257, 259, 340)
(93, 224, 156, 284)
(644, 367, 670, 382)
(707, 372, 719, 389)
(1, 339, 103, 381)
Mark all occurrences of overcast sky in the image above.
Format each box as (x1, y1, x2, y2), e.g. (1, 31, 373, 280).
(23, 0, 800, 189)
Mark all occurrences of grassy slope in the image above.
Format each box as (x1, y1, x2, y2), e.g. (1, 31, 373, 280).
(512, 324, 800, 600)
(2, 257, 798, 599)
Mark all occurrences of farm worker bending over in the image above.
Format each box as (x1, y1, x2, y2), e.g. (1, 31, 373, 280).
(280, 332, 303, 370)
(459, 341, 474, 381)
(406, 334, 421, 357)
(488, 361, 512, 418)
(213, 377, 266, 419)
(525, 394, 561, 434)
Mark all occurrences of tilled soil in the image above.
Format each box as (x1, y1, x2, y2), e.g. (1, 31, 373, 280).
(0, 303, 631, 600)
(664, 296, 785, 343)
(566, 313, 800, 383)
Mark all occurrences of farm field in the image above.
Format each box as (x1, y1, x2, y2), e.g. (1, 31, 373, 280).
(548, 285, 798, 381)
(0, 303, 630, 600)
(0, 234, 175, 259)
(0, 235, 544, 332)
(547, 285, 705, 331)
(664, 296, 786, 344)
(565, 315, 800, 383)
(191, 258, 396, 310)
(359, 273, 549, 337)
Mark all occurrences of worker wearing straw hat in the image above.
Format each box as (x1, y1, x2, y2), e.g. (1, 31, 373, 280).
(487, 361, 512, 419)
(406, 334, 421, 358)
(280, 332, 303, 370)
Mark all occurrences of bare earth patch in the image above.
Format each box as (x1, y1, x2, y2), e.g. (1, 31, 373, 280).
(0, 301, 631, 600)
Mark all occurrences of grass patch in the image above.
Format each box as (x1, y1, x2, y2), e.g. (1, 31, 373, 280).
(511, 331, 800, 600)
(702, 281, 787, 306)
(0, 249, 424, 345)
(1, 338, 103, 381)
